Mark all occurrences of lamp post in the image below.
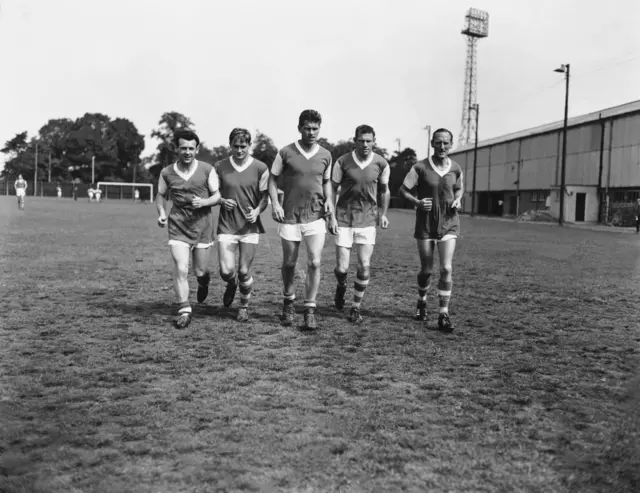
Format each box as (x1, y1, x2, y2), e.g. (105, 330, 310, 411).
(554, 63, 570, 225)
(424, 125, 432, 158)
(471, 103, 479, 216)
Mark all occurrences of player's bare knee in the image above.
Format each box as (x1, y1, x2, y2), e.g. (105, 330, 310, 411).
(440, 264, 453, 279)
(307, 257, 321, 271)
(238, 266, 250, 280)
(176, 265, 189, 280)
(282, 258, 297, 270)
(357, 261, 370, 278)
(220, 267, 236, 280)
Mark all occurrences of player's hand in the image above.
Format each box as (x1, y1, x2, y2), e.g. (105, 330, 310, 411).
(451, 198, 462, 211)
(221, 198, 237, 211)
(157, 215, 167, 228)
(244, 207, 260, 224)
(272, 203, 285, 223)
(327, 216, 338, 236)
(192, 196, 205, 209)
(420, 198, 433, 211)
(380, 214, 389, 229)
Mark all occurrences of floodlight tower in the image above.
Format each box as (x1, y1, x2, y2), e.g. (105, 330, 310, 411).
(459, 8, 489, 147)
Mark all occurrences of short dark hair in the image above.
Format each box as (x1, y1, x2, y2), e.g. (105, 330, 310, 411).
(354, 124, 375, 139)
(298, 109, 322, 127)
(229, 128, 252, 145)
(432, 128, 453, 142)
(173, 129, 200, 147)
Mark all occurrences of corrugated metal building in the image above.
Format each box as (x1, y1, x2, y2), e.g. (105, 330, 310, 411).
(450, 100, 640, 223)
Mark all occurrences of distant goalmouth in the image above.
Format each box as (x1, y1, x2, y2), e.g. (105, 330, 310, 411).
(97, 182, 154, 203)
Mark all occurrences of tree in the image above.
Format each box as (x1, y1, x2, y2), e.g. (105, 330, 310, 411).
(197, 143, 230, 164)
(389, 147, 417, 207)
(1, 132, 35, 179)
(252, 131, 278, 168)
(38, 118, 74, 181)
(111, 117, 145, 181)
(149, 112, 195, 178)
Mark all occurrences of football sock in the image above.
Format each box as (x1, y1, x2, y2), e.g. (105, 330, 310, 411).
(178, 301, 192, 315)
(334, 268, 348, 287)
(352, 272, 369, 308)
(221, 271, 237, 286)
(238, 274, 253, 308)
(438, 279, 453, 314)
(303, 300, 316, 310)
(196, 273, 210, 287)
(283, 293, 295, 305)
(418, 272, 431, 303)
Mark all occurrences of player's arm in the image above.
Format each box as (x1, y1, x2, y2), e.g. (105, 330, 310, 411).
(323, 158, 337, 235)
(451, 171, 464, 209)
(379, 162, 391, 228)
(399, 167, 421, 207)
(156, 175, 169, 227)
(195, 168, 221, 208)
(330, 157, 342, 210)
(268, 152, 285, 222)
(257, 169, 270, 213)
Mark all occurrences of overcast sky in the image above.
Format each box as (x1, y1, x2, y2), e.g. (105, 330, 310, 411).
(1, 0, 638, 166)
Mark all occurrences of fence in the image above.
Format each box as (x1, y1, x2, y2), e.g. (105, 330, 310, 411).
(603, 202, 638, 227)
(0, 181, 153, 201)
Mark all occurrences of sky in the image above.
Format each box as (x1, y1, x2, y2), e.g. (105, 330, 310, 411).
(0, 0, 638, 167)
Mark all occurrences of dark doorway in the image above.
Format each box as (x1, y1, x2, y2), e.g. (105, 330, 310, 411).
(575, 193, 586, 222)
(510, 196, 518, 215)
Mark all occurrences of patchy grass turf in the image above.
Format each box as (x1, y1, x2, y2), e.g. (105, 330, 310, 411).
(1, 196, 639, 493)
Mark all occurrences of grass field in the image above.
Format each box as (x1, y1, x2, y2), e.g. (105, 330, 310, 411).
(1, 196, 639, 493)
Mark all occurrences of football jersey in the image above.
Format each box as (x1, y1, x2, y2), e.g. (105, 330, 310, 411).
(333, 151, 390, 228)
(158, 160, 217, 245)
(14, 179, 27, 189)
(403, 157, 462, 240)
(214, 157, 269, 235)
(271, 142, 332, 224)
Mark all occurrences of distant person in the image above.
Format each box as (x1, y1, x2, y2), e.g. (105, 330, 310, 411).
(14, 174, 27, 210)
(94, 186, 102, 203)
(399, 128, 463, 333)
(213, 128, 270, 322)
(134, 188, 141, 203)
(72, 184, 78, 201)
(156, 130, 219, 329)
(634, 198, 640, 234)
(56, 185, 62, 199)
(268, 109, 336, 330)
(331, 124, 390, 324)
(88, 185, 95, 203)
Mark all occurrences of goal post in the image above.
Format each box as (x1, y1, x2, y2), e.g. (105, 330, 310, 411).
(97, 182, 154, 203)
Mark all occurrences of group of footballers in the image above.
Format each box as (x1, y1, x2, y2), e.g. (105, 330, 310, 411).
(156, 109, 463, 333)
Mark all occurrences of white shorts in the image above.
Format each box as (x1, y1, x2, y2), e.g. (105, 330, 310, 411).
(218, 233, 260, 245)
(422, 234, 457, 243)
(278, 219, 326, 242)
(168, 239, 214, 250)
(16, 189, 26, 197)
(88, 192, 95, 198)
(335, 226, 376, 248)
(57, 192, 62, 197)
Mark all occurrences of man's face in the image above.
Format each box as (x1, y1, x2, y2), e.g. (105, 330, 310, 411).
(231, 138, 250, 161)
(298, 121, 320, 146)
(355, 132, 375, 158)
(177, 138, 198, 165)
(18, 174, 23, 180)
(432, 132, 453, 159)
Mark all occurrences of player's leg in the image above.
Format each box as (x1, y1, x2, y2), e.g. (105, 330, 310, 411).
(192, 245, 212, 303)
(236, 238, 258, 322)
(436, 238, 457, 332)
(416, 239, 436, 321)
(218, 237, 239, 307)
(279, 224, 301, 325)
(301, 223, 326, 329)
(169, 242, 193, 328)
(350, 242, 375, 324)
(333, 228, 352, 310)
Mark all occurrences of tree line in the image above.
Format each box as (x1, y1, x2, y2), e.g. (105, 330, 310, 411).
(1, 111, 418, 199)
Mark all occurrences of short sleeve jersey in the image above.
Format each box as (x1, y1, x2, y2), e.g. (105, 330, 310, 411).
(403, 157, 463, 240)
(270, 142, 332, 224)
(213, 157, 269, 235)
(158, 160, 218, 246)
(15, 179, 27, 189)
(332, 151, 390, 228)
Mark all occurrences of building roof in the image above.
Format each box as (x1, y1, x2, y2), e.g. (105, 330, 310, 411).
(453, 99, 640, 153)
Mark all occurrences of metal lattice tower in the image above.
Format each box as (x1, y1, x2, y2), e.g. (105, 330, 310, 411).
(459, 8, 489, 147)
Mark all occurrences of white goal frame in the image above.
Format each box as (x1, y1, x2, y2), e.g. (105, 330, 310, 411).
(97, 182, 154, 202)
